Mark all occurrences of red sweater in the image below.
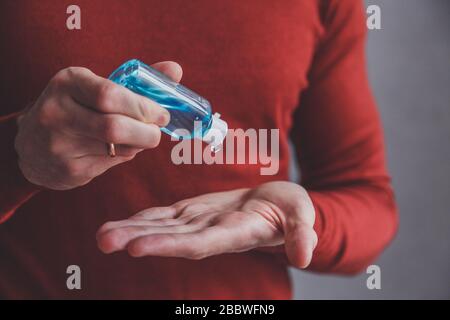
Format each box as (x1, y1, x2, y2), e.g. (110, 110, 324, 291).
(0, 0, 397, 299)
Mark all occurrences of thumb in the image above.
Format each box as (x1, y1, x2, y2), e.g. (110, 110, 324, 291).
(151, 61, 183, 83)
(284, 222, 318, 269)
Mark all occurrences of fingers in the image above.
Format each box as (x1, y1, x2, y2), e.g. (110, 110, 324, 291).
(151, 61, 183, 83)
(132, 206, 178, 220)
(59, 137, 143, 158)
(99, 212, 205, 234)
(91, 114, 162, 148)
(125, 211, 266, 259)
(126, 225, 239, 259)
(46, 63, 185, 153)
(96, 206, 281, 259)
(97, 222, 204, 254)
(63, 102, 162, 148)
(96, 206, 205, 255)
(94, 144, 143, 158)
(55, 67, 170, 125)
(127, 232, 207, 259)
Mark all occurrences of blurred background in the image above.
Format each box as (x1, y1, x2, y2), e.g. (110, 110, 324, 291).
(290, 0, 450, 299)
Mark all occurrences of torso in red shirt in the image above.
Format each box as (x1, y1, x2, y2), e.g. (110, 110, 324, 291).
(0, 0, 323, 299)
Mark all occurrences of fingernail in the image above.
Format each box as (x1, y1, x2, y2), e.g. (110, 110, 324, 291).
(157, 111, 170, 127)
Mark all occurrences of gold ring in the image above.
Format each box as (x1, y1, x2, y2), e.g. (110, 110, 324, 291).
(107, 143, 116, 157)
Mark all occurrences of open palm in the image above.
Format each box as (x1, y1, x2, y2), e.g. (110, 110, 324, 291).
(97, 181, 317, 268)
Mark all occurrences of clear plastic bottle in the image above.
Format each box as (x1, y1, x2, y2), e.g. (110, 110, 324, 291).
(109, 59, 228, 152)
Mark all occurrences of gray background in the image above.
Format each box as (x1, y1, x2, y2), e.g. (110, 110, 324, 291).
(290, 0, 450, 299)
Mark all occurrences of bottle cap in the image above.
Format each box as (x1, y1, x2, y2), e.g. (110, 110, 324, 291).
(202, 113, 228, 153)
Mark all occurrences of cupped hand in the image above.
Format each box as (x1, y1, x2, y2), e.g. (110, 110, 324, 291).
(97, 181, 317, 268)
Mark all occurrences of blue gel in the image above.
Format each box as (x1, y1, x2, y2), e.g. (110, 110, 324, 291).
(109, 59, 227, 151)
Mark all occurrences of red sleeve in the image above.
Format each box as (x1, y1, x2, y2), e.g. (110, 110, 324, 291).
(291, 0, 398, 274)
(0, 112, 41, 224)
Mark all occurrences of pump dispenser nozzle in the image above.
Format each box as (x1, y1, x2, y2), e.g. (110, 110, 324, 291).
(202, 113, 228, 153)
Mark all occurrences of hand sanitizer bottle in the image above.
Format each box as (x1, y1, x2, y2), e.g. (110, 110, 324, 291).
(109, 59, 228, 152)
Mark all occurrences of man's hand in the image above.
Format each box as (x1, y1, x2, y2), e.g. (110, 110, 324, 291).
(97, 181, 317, 268)
(15, 61, 182, 190)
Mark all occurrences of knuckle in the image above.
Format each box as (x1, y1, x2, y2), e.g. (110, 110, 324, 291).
(65, 66, 91, 80)
(47, 135, 64, 157)
(146, 127, 161, 148)
(138, 98, 165, 123)
(63, 66, 79, 79)
(51, 67, 88, 88)
(63, 160, 84, 178)
(96, 82, 119, 113)
(37, 103, 59, 128)
(49, 70, 69, 89)
(100, 116, 124, 142)
(134, 98, 150, 122)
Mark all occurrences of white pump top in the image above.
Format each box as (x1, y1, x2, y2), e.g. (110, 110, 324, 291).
(202, 113, 228, 153)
